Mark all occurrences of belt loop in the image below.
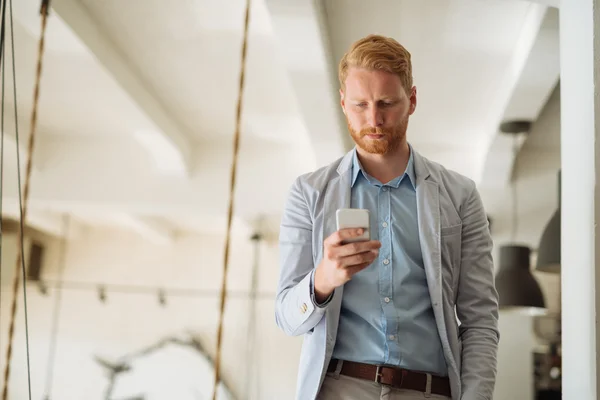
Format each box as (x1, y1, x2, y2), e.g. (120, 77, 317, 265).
(424, 373, 432, 398)
(333, 359, 343, 379)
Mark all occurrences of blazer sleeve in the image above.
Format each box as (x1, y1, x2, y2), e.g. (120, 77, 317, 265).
(274, 177, 328, 336)
(456, 182, 500, 400)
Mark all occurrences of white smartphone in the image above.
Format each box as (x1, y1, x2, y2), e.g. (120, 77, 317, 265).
(336, 208, 370, 243)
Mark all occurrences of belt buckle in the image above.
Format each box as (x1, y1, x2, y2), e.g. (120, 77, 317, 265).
(375, 365, 383, 383)
(375, 366, 405, 387)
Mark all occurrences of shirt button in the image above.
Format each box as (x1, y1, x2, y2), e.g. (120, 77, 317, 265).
(383, 258, 390, 265)
(389, 335, 395, 340)
(382, 187, 388, 192)
(382, 222, 388, 228)
(384, 297, 390, 303)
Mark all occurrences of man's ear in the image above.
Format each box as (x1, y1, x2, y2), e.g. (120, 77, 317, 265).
(409, 86, 417, 115)
(339, 89, 346, 114)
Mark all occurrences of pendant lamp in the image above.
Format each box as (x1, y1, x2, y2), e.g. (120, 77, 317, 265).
(536, 171, 561, 273)
(495, 120, 546, 314)
(496, 245, 546, 314)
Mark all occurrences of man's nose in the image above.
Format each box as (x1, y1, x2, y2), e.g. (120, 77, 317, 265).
(367, 106, 384, 127)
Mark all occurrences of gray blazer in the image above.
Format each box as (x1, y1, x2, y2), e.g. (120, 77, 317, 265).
(275, 147, 499, 400)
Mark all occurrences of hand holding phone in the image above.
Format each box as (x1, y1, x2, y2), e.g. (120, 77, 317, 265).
(313, 209, 381, 302)
(336, 208, 370, 243)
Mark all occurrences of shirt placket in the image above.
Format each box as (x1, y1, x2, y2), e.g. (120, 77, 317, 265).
(378, 184, 397, 364)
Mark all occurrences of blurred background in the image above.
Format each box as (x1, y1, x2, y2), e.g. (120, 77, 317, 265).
(0, 0, 578, 398)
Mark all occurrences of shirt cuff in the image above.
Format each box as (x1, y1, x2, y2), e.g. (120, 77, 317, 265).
(310, 269, 334, 308)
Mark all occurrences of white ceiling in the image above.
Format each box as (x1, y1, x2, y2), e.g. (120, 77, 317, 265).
(2, 0, 559, 241)
(10, 0, 155, 139)
(77, 0, 310, 146)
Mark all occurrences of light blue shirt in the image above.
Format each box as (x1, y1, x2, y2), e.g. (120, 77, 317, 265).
(331, 146, 447, 376)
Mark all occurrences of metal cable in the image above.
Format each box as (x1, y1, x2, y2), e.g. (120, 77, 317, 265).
(0, 0, 7, 299)
(2, 0, 50, 398)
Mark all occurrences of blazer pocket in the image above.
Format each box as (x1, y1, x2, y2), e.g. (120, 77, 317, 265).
(440, 223, 462, 300)
(440, 223, 462, 237)
(440, 223, 462, 266)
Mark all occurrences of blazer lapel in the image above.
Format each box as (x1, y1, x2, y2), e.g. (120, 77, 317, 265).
(417, 180, 443, 305)
(322, 174, 350, 244)
(322, 152, 353, 243)
(413, 149, 459, 382)
(413, 152, 443, 309)
(322, 151, 353, 346)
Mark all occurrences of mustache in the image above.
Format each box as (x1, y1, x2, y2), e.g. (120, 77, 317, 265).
(359, 127, 391, 136)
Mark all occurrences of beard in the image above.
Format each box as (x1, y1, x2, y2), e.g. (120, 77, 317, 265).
(348, 117, 408, 155)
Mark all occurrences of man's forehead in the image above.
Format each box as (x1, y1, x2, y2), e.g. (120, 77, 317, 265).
(344, 68, 403, 91)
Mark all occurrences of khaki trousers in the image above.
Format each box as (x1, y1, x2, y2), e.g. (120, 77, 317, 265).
(317, 373, 452, 400)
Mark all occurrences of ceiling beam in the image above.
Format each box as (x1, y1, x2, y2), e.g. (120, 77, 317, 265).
(264, 0, 350, 166)
(1, 137, 313, 229)
(1, 201, 81, 239)
(474, 2, 547, 184)
(50, 0, 194, 176)
(479, 7, 559, 189)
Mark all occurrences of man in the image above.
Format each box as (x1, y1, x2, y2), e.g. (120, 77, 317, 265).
(275, 34, 499, 400)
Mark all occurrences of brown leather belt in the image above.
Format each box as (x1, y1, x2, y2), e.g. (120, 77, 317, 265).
(327, 359, 451, 397)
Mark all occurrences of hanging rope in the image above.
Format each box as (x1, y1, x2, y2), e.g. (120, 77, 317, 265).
(212, 0, 251, 398)
(2, 0, 50, 399)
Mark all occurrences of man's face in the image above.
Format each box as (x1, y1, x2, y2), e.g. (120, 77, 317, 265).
(340, 67, 416, 155)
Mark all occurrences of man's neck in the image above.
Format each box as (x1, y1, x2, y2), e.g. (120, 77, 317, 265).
(356, 142, 410, 184)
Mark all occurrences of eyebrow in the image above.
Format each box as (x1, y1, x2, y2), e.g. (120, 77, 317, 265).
(349, 96, 401, 102)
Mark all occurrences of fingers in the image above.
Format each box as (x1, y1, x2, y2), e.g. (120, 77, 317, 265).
(324, 249, 378, 272)
(319, 229, 379, 287)
(324, 241, 380, 263)
(330, 256, 374, 286)
(339, 249, 379, 267)
(325, 228, 365, 246)
(336, 240, 381, 257)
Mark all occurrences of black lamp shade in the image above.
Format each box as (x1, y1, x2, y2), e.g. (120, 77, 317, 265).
(496, 245, 546, 312)
(536, 170, 561, 273)
(536, 209, 560, 273)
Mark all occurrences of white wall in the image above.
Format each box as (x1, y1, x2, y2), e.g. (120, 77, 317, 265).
(0, 222, 302, 400)
(559, 0, 600, 398)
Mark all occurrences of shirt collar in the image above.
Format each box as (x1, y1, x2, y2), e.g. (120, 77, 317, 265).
(351, 145, 416, 189)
